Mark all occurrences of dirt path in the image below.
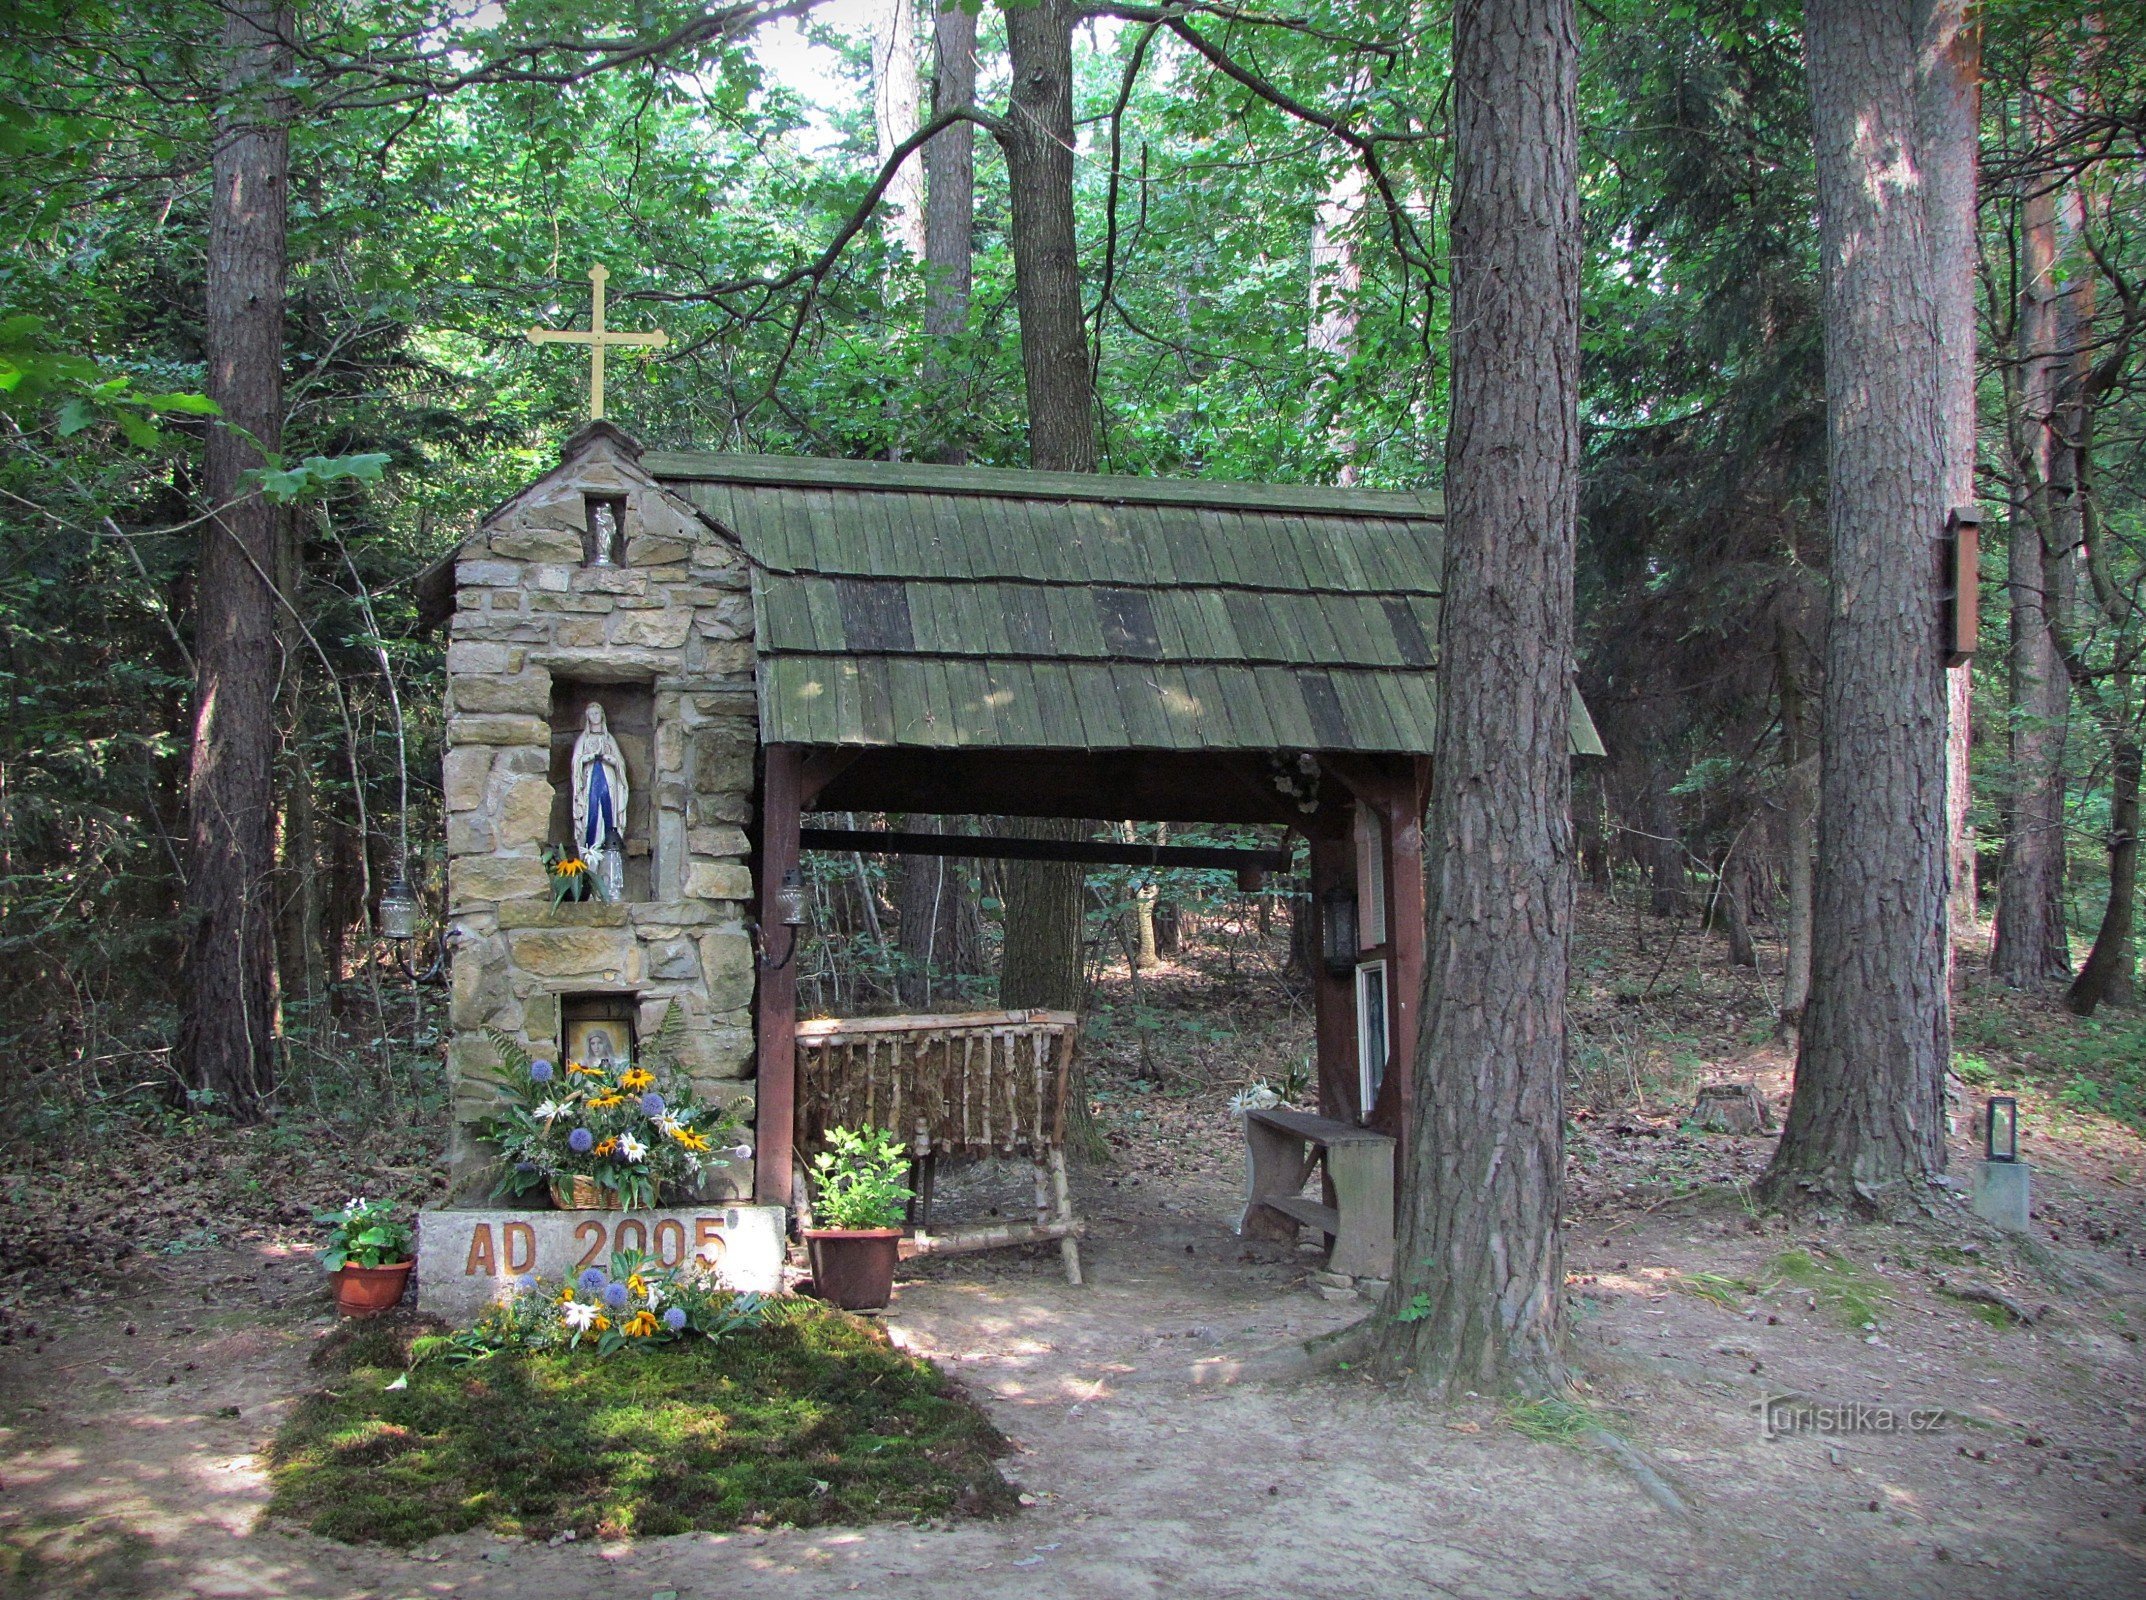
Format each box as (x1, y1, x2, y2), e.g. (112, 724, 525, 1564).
(5, 1129, 2144, 1600)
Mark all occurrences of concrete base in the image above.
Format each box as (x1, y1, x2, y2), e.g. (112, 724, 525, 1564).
(417, 1203, 786, 1321)
(1972, 1160, 2032, 1233)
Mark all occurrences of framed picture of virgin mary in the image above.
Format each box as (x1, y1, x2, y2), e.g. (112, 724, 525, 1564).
(562, 994, 637, 1068)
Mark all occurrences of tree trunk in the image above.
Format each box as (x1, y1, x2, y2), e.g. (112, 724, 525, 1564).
(1777, 614, 1817, 1030)
(177, 0, 291, 1117)
(1372, 0, 1578, 1396)
(2069, 737, 2139, 1014)
(998, 0, 1097, 478)
(1761, 0, 1950, 1210)
(2061, 261, 2136, 1013)
(992, 0, 1096, 1019)
(923, 0, 977, 363)
(885, 6, 985, 975)
(997, 818, 1089, 1010)
(1920, 1, 1980, 940)
(872, 0, 926, 261)
(1990, 102, 2073, 987)
(1308, 86, 1367, 485)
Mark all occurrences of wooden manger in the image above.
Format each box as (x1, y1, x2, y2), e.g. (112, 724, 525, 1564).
(793, 1008, 1084, 1285)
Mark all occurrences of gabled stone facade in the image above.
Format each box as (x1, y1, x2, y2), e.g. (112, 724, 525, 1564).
(442, 423, 759, 1200)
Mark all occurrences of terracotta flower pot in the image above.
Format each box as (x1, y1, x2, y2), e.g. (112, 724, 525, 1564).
(803, 1228, 903, 1311)
(335, 1262, 413, 1317)
(550, 1175, 624, 1210)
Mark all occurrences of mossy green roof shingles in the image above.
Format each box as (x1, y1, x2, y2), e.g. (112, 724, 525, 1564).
(646, 452, 1604, 757)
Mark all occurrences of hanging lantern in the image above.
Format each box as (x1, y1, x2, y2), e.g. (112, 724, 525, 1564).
(775, 866, 808, 927)
(1985, 1096, 2019, 1164)
(379, 875, 419, 942)
(1321, 884, 1359, 978)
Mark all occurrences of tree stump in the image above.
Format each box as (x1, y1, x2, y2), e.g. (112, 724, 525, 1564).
(1691, 1081, 1774, 1135)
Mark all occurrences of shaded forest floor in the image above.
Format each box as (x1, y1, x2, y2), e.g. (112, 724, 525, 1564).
(3, 889, 2144, 1597)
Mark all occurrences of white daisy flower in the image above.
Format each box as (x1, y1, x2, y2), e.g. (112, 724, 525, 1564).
(562, 1300, 599, 1331)
(532, 1098, 568, 1123)
(618, 1132, 648, 1163)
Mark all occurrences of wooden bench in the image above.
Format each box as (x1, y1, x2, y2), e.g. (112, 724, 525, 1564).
(1237, 1108, 1394, 1279)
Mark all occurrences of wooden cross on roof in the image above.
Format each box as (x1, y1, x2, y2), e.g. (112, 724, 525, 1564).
(526, 265, 669, 421)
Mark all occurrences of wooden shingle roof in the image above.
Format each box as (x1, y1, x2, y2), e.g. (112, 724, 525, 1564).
(646, 452, 1603, 757)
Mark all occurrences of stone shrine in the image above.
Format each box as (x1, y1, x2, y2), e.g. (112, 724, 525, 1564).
(439, 421, 761, 1214)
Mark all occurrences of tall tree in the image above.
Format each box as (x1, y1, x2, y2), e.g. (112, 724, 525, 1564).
(889, 0, 984, 1005)
(1373, 0, 1580, 1394)
(176, 0, 293, 1116)
(1921, 1, 1980, 939)
(1761, 0, 1950, 1208)
(994, 0, 1094, 1012)
(1990, 94, 2075, 987)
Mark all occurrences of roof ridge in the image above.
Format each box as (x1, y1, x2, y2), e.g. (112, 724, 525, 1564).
(644, 450, 1443, 519)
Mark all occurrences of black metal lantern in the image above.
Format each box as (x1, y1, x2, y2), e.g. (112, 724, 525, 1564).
(1985, 1096, 2019, 1163)
(378, 875, 419, 942)
(1321, 884, 1359, 978)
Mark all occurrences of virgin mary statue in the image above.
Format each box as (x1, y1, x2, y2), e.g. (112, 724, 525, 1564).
(571, 702, 630, 901)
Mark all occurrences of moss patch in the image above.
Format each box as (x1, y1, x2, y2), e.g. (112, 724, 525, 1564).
(1769, 1247, 1889, 1330)
(266, 1298, 1017, 1547)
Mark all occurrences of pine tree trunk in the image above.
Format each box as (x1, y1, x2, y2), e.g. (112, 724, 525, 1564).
(1991, 105, 2073, 987)
(1920, 0, 1980, 939)
(1372, 0, 1579, 1396)
(177, 0, 291, 1117)
(1777, 615, 1817, 1030)
(992, 0, 1096, 1020)
(1761, 0, 1950, 1210)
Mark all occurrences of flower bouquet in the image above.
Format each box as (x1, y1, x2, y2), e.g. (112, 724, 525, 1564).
(479, 1006, 749, 1210)
(433, 1249, 766, 1361)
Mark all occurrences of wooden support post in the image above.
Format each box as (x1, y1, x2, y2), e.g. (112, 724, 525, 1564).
(1307, 823, 1357, 1122)
(1375, 764, 1428, 1144)
(754, 743, 803, 1209)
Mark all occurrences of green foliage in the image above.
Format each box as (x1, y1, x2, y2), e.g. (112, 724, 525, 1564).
(315, 1196, 415, 1271)
(809, 1126, 914, 1230)
(267, 1295, 1017, 1546)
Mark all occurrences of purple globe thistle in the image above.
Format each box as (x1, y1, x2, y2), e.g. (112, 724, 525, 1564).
(663, 1306, 688, 1332)
(516, 1273, 538, 1292)
(639, 1092, 666, 1117)
(578, 1267, 608, 1291)
(567, 1126, 595, 1153)
(529, 1059, 554, 1083)
(602, 1281, 630, 1309)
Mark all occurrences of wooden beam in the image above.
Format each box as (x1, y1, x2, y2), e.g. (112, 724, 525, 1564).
(799, 748, 863, 809)
(809, 748, 1305, 824)
(799, 826, 1293, 873)
(753, 744, 803, 1210)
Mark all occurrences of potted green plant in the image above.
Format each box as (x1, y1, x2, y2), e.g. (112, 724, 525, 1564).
(316, 1197, 416, 1317)
(803, 1126, 914, 1311)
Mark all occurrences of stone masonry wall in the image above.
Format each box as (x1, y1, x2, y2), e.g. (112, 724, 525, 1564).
(443, 424, 759, 1201)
